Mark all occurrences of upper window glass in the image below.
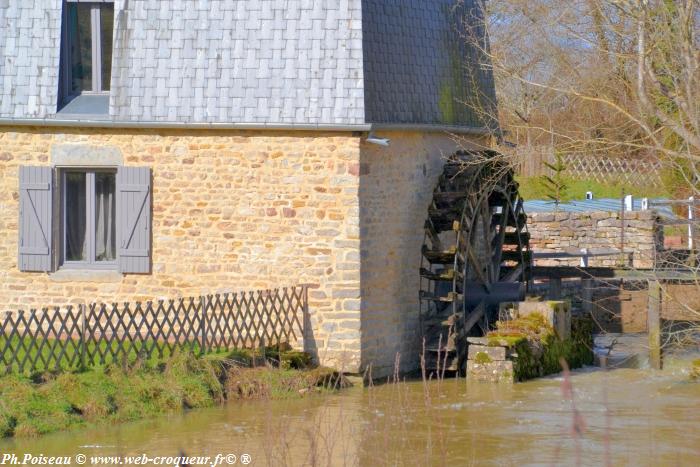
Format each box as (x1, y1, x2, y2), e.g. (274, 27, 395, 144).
(67, 3, 93, 93)
(61, 1, 114, 107)
(100, 6, 114, 92)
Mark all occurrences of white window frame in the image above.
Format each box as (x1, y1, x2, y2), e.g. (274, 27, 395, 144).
(60, 0, 115, 105)
(60, 168, 118, 271)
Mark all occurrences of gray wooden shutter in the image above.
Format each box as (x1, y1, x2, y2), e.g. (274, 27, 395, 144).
(18, 166, 54, 272)
(117, 167, 152, 274)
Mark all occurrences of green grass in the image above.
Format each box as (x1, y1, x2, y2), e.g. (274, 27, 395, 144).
(0, 335, 232, 374)
(0, 351, 223, 438)
(0, 347, 343, 439)
(516, 175, 669, 202)
(691, 359, 700, 381)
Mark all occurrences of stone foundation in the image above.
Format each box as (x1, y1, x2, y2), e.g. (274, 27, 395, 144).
(467, 302, 593, 383)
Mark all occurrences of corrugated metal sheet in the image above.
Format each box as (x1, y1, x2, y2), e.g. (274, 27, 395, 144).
(523, 198, 678, 219)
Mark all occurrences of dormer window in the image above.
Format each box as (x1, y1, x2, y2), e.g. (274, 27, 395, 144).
(59, 1, 114, 115)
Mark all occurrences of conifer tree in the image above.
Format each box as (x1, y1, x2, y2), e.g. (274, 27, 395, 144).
(540, 152, 568, 207)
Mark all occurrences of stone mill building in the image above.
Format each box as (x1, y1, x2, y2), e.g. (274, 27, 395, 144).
(0, 0, 496, 376)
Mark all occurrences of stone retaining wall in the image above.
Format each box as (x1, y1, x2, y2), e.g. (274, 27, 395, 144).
(527, 211, 662, 269)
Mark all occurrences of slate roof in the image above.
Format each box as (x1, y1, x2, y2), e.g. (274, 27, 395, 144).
(0, 0, 62, 119)
(0, 0, 495, 128)
(362, 0, 496, 126)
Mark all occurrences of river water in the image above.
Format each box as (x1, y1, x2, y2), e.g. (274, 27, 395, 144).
(2, 365, 699, 466)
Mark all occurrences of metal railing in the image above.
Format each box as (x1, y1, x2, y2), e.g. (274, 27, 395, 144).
(644, 196, 700, 250)
(533, 248, 634, 267)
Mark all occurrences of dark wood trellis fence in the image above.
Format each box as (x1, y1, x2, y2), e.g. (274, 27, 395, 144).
(0, 286, 307, 374)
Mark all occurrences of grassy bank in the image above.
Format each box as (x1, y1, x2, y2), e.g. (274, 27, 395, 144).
(0, 349, 346, 438)
(516, 175, 668, 201)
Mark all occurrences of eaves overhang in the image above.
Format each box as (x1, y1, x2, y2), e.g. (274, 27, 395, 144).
(0, 118, 495, 136)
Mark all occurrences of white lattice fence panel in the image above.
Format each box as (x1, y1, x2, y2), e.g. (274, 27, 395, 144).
(562, 154, 663, 187)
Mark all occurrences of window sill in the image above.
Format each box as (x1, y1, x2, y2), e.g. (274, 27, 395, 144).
(57, 94, 110, 119)
(49, 269, 123, 283)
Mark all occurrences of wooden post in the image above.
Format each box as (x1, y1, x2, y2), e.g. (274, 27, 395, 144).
(199, 295, 208, 356)
(582, 279, 593, 316)
(647, 281, 662, 370)
(79, 303, 86, 369)
(548, 277, 562, 300)
(302, 285, 310, 353)
(624, 195, 634, 212)
(641, 198, 649, 211)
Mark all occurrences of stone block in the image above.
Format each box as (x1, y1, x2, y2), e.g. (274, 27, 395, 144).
(500, 300, 572, 340)
(466, 336, 490, 345)
(531, 213, 554, 222)
(51, 144, 123, 167)
(467, 360, 514, 383)
(524, 301, 571, 340)
(468, 345, 507, 361)
(560, 229, 575, 237)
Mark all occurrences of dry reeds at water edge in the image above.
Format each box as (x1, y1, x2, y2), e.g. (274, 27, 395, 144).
(254, 345, 600, 467)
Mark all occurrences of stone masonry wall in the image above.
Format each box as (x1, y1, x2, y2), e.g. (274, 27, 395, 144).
(0, 126, 479, 375)
(0, 126, 363, 370)
(359, 131, 489, 376)
(527, 210, 661, 269)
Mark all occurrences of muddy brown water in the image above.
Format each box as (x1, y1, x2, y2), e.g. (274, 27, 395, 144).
(2, 366, 699, 466)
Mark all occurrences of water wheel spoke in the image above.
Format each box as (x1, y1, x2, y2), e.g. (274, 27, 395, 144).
(463, 299, 487, 335)
(479, 199, 495, 284)
(502, 263, 525, 282)
(466, 246, 492, 293)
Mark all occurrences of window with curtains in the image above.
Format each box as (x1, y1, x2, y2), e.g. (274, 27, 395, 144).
(62, 170, 117, 268)
(18, 165, 152, 274)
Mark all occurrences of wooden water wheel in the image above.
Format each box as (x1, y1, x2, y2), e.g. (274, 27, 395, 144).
(419, 151, 532, 373)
